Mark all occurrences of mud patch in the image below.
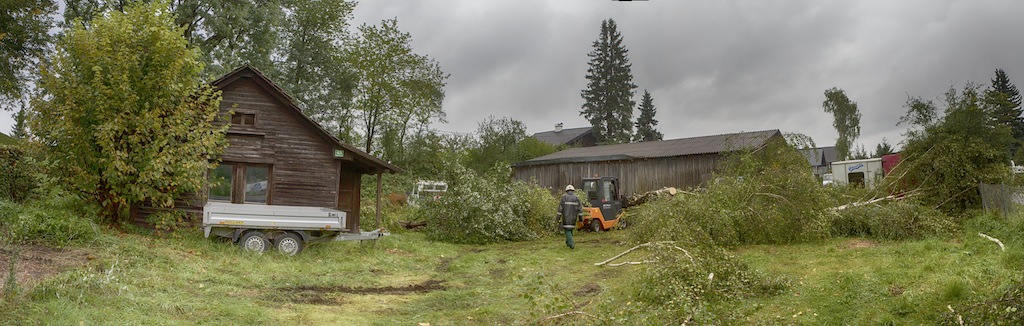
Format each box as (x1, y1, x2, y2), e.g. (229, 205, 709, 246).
(281, 279, 447, 296)
(0, 244, 91, 289)
(841, 238, 878, 249)
(573, 282, 602, 297)
(488, 268, 507, 279)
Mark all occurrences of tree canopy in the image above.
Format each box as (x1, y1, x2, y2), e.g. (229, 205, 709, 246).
(634, 90, 663, 142)
(822, 87, 862, 160)
(347, 18, 447, 159)
(1, 0, 56, 106)
(31, 2, 228, 221)
(581, 18, 636, 145)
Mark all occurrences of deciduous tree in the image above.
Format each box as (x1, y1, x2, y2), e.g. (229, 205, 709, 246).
(31, 2, 228, 221)
(581, 18, 636, 144)
(347, 18, 447, 158)
(822, 87, 861, 160)
(634, 90, 663, 142)
(0, 0, 56, 107)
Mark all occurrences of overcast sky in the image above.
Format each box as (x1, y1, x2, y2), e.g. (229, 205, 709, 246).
(4, 0, 1023, 153)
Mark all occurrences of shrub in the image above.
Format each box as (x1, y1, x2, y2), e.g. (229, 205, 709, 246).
(420, 162, 557, 244)
(830, 200, 957, 240)
(0, 145, 39, 203)
(624, 246, 788, 324)
(630, 137, 830, 247)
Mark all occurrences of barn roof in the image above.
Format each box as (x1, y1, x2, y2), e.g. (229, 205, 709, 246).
(532, 127, 592, 146)
(514, 129, 782, 166)
(798, 146, 839, 167)
(212, 64, 402, 174)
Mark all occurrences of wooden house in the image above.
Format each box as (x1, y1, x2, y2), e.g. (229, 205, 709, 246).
(200, 65, 401, 232)
(512, 130, 782, 195)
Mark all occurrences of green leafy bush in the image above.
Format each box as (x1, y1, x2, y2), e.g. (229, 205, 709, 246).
(420, 162, 557, 244)
(0, 194, 99, 246)
(623, 246, 788, 324)
(830, 200, 957, 240)
(0, 145, 39, 203)
(630, 137, 830, 247)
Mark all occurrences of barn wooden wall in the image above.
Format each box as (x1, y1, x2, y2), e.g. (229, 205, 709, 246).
(513, 154, 722, 195)
(218, 77, 340, 208)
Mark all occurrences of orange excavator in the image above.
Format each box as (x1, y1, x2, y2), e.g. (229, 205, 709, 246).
(576, 176, 625, 232)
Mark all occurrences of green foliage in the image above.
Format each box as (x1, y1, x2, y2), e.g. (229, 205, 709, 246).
(581, 18, 636, 145)
(466, 116, 527, 173)
(0, 145, 38, 203)
(633, 90, 662, 142)
(822, 87, 862, 160)
(896, 83, 1014, 214)
(420, 162, 557, 244)
(630, 137, 831, 247)
(874, 137, 895, 157)
(830, 200, 956, 240)
(0, 195, 99, 247)
(145, 210, 191, 233)
(0, 0, 56, 103)
(985, 69, 1023, 145)
(626, 246, 788, 324)
(32, 2, 229, 222)
(347, 18, 448, 158)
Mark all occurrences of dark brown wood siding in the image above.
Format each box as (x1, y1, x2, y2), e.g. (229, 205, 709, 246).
(513, 154, 721, 195)
(218, 78, 339, 208)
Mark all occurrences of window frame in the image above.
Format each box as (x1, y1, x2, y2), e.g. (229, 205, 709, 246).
(208, 162, 273, 204)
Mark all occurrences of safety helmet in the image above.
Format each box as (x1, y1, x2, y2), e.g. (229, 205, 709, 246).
(565, 184, 575, 192)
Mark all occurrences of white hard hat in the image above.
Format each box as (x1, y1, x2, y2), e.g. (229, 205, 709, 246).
(565, 185, 575, 191)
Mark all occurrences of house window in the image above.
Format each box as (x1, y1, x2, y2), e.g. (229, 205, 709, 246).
(209, 163, 272, 204)
(231, 112, 256, 125)
(209, 164, 233, 202)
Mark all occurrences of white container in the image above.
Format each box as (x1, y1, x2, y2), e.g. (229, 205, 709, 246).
(830, 158, 884, 188)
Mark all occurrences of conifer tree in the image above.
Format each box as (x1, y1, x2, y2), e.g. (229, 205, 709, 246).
(634, 90, 663, 142)
(581, 18, 636, 144)
(985, 69, 1023, 143)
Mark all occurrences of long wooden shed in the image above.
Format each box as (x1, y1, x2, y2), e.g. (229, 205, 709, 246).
(512, 130, 782, 195)
(200, 65, 401, 232)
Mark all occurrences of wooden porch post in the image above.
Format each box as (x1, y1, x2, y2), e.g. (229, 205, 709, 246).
(376, 172, 383, 229)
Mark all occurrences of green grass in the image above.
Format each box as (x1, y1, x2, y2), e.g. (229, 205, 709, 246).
(0, 132, 16, 145)
(2, 217, 1020, 325)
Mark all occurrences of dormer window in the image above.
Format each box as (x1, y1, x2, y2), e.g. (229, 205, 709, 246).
(231, 112, 256, 126)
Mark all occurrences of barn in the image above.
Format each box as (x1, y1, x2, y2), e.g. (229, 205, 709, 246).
(512, 130, 783, 195)
(148, 65, 401, 232)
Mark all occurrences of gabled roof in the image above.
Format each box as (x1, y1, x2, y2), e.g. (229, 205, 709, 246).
(798, 146, 839, 167)
(532, 127, 592, 146)
(212, 64, 402, 174)
(515, 129, 783, 166)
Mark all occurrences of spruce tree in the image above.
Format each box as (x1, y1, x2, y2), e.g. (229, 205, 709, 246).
(581, 18, 636, 144)
(634, 90, 663, 142)
(985, 69, 1023, 143)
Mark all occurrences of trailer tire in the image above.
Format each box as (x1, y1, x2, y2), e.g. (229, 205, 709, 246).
(239, 231, 270, 254)
(275, 232, 304, 256)
(590, 219, 602, 232)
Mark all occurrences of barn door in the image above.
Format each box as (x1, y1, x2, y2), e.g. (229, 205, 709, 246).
(338, 169, 361, 233)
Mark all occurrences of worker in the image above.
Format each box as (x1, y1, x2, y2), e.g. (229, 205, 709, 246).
(558, 184, 583, 249)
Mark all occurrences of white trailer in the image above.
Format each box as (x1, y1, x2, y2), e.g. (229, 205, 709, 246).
(830, 158, 884, 188)
(202, 202, 387, 255)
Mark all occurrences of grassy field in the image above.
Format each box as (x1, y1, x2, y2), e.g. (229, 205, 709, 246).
(2, 217, 1021, 325)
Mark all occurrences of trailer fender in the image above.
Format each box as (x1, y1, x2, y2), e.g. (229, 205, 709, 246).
(231, 229, 248, 243)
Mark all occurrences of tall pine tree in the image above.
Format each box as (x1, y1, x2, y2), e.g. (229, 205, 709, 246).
(985, 69, 1023, 143)
(633, 90, 663, 142)
(581, 18, 636, 144)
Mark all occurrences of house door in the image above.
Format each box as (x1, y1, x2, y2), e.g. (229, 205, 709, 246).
(338, 169, 361, 232)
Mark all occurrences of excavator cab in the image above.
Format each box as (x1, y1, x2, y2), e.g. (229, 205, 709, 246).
(578, 176, 623, 232)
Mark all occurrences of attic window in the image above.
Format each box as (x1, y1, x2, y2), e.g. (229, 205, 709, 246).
(231, 112, 256, 126)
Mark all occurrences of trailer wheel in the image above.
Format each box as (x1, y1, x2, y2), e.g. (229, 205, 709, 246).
(590, 219, 602, 232)
(275, 232, 304, 256)
(239, 231, 270, 254)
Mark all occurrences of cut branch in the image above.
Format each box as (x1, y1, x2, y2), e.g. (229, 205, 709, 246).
(594, 241, 694, 266)
(539, 310, 597, 324)
(978, 233, 1006, 251)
